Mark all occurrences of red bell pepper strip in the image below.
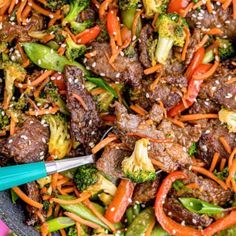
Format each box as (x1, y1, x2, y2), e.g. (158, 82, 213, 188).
(51, 72, 66, 91)
(76, 25, 101, 45)
(168, 63, 212, 117)
(185, 47, 205, 80)
(167, 0, 190, 14)
(155, 171, 202, 236)
(105, 179, 135, 223)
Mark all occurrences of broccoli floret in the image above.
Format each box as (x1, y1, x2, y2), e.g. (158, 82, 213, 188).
(70, 20, 94, 34)
(188, 142, 197, 156)
(219, 108, 236, 133)
(121, 138, 156, 183)
(43, 114, 72, 159)
(143, 0, 169, 18)
(0, 108, 9, 130)
(65, 35, 87, 61)
(96, 20, 109, 43)
(74, 165, 117, 196)
(214, 167, 229, 181)
(0, 61, 26, 110)
(44, 82, 69, 115)
(119, 0, 140, 10)
(67, 226, 88, 236)
(155, 13, 187, 64)
(218, 39, 235, 60)
(62, 0, 90, 26)
(96, 91, 114, 112)
(46, 0, 69, 11)
(43, 200, 50, 211)
(11, 95, 27, 111)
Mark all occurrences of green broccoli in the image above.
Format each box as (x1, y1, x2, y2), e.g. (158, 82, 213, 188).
(74, 165, 117, 196)
(96, 20, 109, 43)
(154, 13, 187, 64)
(44, 82, 69, 115)
(65, 35, 87, 61)
(70, 20, 94, 34)
(121, 138, 156, 183)
(0, 61, 26, 110)
(45, 0, 69, 11)
(119, 0, 140, 10)
(62, 0, 91, 26)
(143, 0, 169, 18)
(188, 142, 197, 156)
(11, 95, 27, 111)
(96, 91, 115, 112)
(67, 226, 88, 236)
(0, 108, 9, 131)
(43, 114, 72, 159)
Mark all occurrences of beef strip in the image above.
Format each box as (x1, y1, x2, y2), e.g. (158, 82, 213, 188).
(189, 99, 220, 115)
(148, 104, 164, 124)
(0, 116, 49, 163)
(65, 65, 102, 152)
(0, 13, 44, 42)
(96, 143, 131, 178)
(164, 197, 212, 227)
(79, 6, 96, 22)
(186, 4, 236, 40)
(199, 59, 236, 110)
(85, 42, 143, 87)
(197, 120, 236, 166)
(138, 24, 153, 68)
(115, 102, 192, 172)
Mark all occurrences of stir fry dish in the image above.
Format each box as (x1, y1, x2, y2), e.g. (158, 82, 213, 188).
(1, 0, 236, 235)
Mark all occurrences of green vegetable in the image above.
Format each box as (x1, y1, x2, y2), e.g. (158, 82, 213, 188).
(65, 35, 87, 61)
(188, 142, 197, 156)
(70, 20, 94, 34)
(155, 13, 187, 64)
(10, 189, 19, 204)
(172, 180, 185, 191)
(96, 91, 114, 112)
(86, 77, 118, 98)
(74, 165, 117, 197)
(219, 108, 236, 133)
(45, 0, 68, 11)
(143, 0, 169, 18)
(96, 20, 109, 43)
(122, 138, 156, 183)
(46, 217, 75, 232)
(202, 49, 214, 64)
(0, 108, 9, 131)
(62, 0, 90, 26)
(67, 225, 89, 236)
(43, 114, 72, 159)
(217, 224, 236, 236)
(126, 204, 141, 225)
(57, 195, 109, 229)
(151, 225, 170, 236)
(119, 0, 140, 10)
(23, 43, 87, 74)
(179, 198, 224, 215)
(126, 207, 155, 236)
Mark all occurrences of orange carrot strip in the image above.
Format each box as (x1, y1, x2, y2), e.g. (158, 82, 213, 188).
(193, 0, 203, 8)
(194, 35, 209, 52)
(10, 115, 17, 135)
(144, 64, 162, 75)
(222, 0, 232, 9)
(92, 135, 118, 154)
(181, 26, 190, 61)
(168, 118, 185, 128)
(46, 205, 53, 218)
(228, 147, 236, 168)
(220, 158, 227, 171)
(130, 104, 148, 116)
(191, 166, 228, 190)
(52, 193, 91, 205)
(12, 187, 43, 209)
(219, 136, 232, 154)
(205, 28, 223, 35)
(56, 177, 70, 186)
(51, 173, 59, 191)
(179, 2, 194, 17)
(225, 77, 236, 84)
(233, 0, 236, 19)
(209, 152, 220, 172)
(0, 0, 11, 16)
(37, 0, 47, 4)
(149, 73, 162, 91)
(33, 78, 50, 98)
(180, 113, 218, 121)
(206, 0, 213, 13)
(28, 106, 59, 116)
(59, 229, 67, 236)
(151, 158, 164, 169)
(30, 0, 56, 17)
(226, 159, 236, 192)
(36, 211, 46, 223)
(72, 93, 89, 111)
(90, 88, 106, 96)
(54, 204, 60, 218)
(40, 222, 49, 236)
(76, 222, 82, 236)
(0, 0, 5, 8)
(41, 34, 55, 43)
(185, 183, 199, 189)
(8, 0, 16, 14)
(16, 0, 27, 25)
(60, 187, 75, 194)
(92, 0, 100, 8)
(127, 132, 173, 143)
(21, 5, 31, 24)
(48, 10, 62, 27)
(99, 0, 112, 19)
(64, 27, 77, 42)
(132, 10, 143, 38)
(42, 195, 51, 201)
(83, 199, 116, 232)
(145, 218, 156, 236)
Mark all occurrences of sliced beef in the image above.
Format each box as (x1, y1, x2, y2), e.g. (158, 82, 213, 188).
(0, 13, 44, 42)
(115, 102, 192, 172)
(158, 119, 202, 149)
(148, 104, 164, 124)
(0, 116, 49, 163)
(199, 59, 236, 110)
(186, 4, 236, 40)
(132, 174, 161, 203)
(24, 182, 41, 226)
(189, 99, 220, 115)
(65, 66, 102, 152)
(138, 24, 153, 68)
(85, 42, 143, 87)
(164, 197, 212, 227)
(96, 143, 131, 178)
(79, 6, 96, 22)
(197, 120, 236, 166)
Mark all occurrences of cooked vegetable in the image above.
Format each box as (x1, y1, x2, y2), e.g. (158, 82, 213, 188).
(0, 108, 9, 131)
(151, 225, 170, 236)
(122, 138, 156, 183)
(70, 20, 94, 34)
(45, 217, 75, 232)
(214, 167, 230, 181)
(119, 0, 140, 10)
(179, 198, 224, 215)
(217, 225, 236, 236)
(188, 142, 197, 156)
(43, 114, 72, 159)
(125, 204, 141, 225)
(0, 62, 26, 110)
(45, 0, 69, 11)
(154, 13, 187, 64)
(76, 25, 101, 44)
(74, 165, 117, 196)
(219, 108, 236, 133)
(143, 0, 169, 18)
(167, 0, 189, 14)
(67, 225, 88, 236)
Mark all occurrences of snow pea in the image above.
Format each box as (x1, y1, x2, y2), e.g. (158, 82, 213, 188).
(125, 204, 141, 225)
(151, 225, 170, 236)
(46, 217, 75, 232)
(23, 42, 87, 74)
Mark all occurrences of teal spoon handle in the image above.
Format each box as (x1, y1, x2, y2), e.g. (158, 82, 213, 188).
(0, 162, 47, 191)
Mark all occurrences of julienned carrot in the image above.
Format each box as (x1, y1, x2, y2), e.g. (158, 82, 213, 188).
(130, 104, 148, 116)
(193, 0, 203, 9)
(83, 199, 116, 232)
(168, 118, 185, 128)
(51, 173, 59, 191)
(194, 35, 209, 52)
(36, 211, 46, 223)
(52, 193, 91, 205)
(228, 147, 236, 168)
(28, 106, 59, 116)
(151, 159, 165, 169)
(76, 222, 82, 236)
(56, 177, 70, 186)
(226, 159, 236, 192)
(145, 218, 156, 236)
(40, 222, 49, 236)
(206, 0, 213, 13)
(127, 133, 173, 143)
(12, 187, 43, 209)
(99, 0, 112, 19)
(64, 212, 101, 229)
(222, 0, 232, 9)
(233, 0, 236, 19)
(48, 10, 62, 27)
(149, 74, 161, 91)
(219, 136, 232, 154)
(29, 0, 56, 17)
(209, 152, 220, 172)
(220, 158, 227, 171)
(180, 113, 218, 121)
(225, 77, 236, 84)
(90, 88, 106, 96)
(59, 229, 66, 236)
(144, 64, 162, 75)
(205, 28, 223, 35)
(181, 26, 190, 61)
(179, 2, 194, 17)
(60, 187, 75, 194)
(191, 166, 228, 190)
(0, 0, 10, 16)
(21, 5, 32, 24)
(85, 51, 97, 59)
(72, 93, 89, 111)
(8, 0, 16, 14)
(16, 0, 27, 25)
(33, 78, 50, 98)
(9, 114, 17, 135)
(92, 135, 118, 154)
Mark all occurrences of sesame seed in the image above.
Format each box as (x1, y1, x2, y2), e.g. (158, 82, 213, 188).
(120, 51, 124, 57)
(146, 93, 150, 98)
(100, 73, 105, 77)
(49, 14, 54, 19)
(110, 207, 115, 212)
(225, 20, 230, 24)
(116, 73, 121, 78)
(83, 58, 87, 63)
(8, 139, 13, 144)
(42, 137, 46, 143)
(86, 66, 90, 70)
(211, 86, 217, 91)
(38, 59, 42, 65)
(205, 130, 210, 134)
(225, 93, 233, 98)
(92, 62, 96, 67)
(216, 1, 221, 5)
(132, 35, 137, 41)
(40, 151, 44, 156)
